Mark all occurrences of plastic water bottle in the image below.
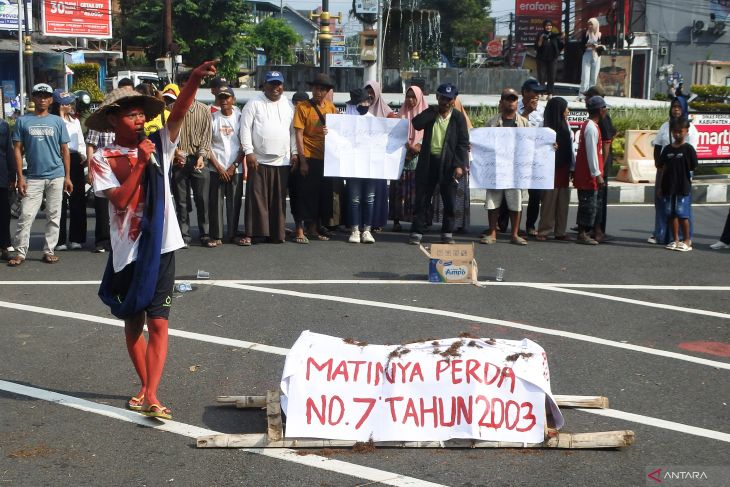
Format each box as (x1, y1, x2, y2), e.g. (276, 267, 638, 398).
(176, 282, 193, 292)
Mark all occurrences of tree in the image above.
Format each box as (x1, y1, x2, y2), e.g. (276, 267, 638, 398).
(420, 0, 492, 60)
(120, 0, 255, 81)
(251, 17, 302, 65)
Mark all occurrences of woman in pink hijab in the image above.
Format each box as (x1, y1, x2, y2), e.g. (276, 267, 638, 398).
(364, 80, 396, 231)
(389, 85, 429, 231)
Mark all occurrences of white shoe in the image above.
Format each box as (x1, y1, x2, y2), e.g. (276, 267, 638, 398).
(348, 230, 361, 243)
(361, 230, 375, 244)
(647, 235, 657, 244)
(710, 240, 730, 250)
(665, 241, 678, 250)
(69, 242, 82, 250)
(55, 244, 68, 251)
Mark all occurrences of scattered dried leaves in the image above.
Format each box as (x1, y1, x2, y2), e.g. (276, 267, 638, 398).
(467, 340, 483, 348)
(342, 338, 368, 347)
(7, 444, 55, 459)
(352, 437, 376, 454)
(458, 332, 478, 339)
(388, 346, 411, 359)
(440, 340, 464, 358)
(505, 352, 534, 362)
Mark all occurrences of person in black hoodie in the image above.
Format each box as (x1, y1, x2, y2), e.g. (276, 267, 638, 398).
(535, 20, 565, 97)
(408, 83, 469, 245)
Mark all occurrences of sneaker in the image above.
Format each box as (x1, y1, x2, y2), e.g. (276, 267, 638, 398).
(69, 242, 82, 250)
(440, 234, 455, 244)
(710, 240, 730, 250)
(647, 235, 657, 244)
(408, 233, 422, 245)
(93, 246, 106, 253)
(55, 244, 68, 251)
(361, 230, 375, 244)
(348, 230, 361, 243)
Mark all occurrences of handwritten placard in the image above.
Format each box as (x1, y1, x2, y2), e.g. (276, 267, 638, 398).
(470, 127, 557, 189)
(324, 114, 409, 180)
(280, 331, 564, 443)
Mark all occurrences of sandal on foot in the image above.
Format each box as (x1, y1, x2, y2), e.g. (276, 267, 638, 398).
(534, 234, 548, 241)
(142, 404, 172, 420)
(317, 227, 334, 238)
(42, 253, 59, 264)
(576, 236, 599, 245)
(292, 235, 309, 244)
(127, 395, 145, 411)
(676, 242, 692, 252)
(235, 237, 252, 246)
(200, 238, 217, 248)
(307, 233, 330, 241)
(479, 235, 496, 245)
(7, 255, 25, 267)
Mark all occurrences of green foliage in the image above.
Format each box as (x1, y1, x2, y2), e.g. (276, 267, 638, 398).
(690, 84, 730, 112)
(420, 0, 492, 60)
(691, 84, 730, 98)
(121, 0, 255, 82)
(251, 17, 302, 65)
(68, 63, 105, 102)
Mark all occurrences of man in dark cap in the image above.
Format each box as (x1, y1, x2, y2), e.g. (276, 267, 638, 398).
(291, 73, 337, 243)
(584, 85, 616, 238)
(408, 82, 469, 245)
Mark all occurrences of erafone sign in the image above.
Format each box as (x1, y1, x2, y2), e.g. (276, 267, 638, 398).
(41, 0, 112, 39)
(515, 0, 562, 44)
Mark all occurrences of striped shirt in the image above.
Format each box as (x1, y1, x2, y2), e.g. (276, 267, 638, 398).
(86, 129, 115, 149)
(178, 100, 212, 158)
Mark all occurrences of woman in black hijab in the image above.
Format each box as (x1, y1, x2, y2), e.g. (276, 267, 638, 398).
(536, 97, 574, 240)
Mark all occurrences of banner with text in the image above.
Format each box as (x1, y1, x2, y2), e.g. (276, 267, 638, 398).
(515, 0, 562, 44)
(281, 331, 564, 443)
(469, 127, 556, 189)
(0, 1, 33, 31)
(42, 0, 112, 39)
(324, 114, 409, 180)
(692, 113, 730, 163)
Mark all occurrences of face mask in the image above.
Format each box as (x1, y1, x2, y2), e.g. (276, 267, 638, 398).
(357, 105, 369, 115)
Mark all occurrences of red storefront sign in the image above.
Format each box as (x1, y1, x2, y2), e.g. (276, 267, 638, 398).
(692, 114, 730, 163)
(42, 0, 112, 39)
(514, 0, 562, 44)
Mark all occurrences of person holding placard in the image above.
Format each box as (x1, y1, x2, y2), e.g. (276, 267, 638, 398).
(365, 80, 396, 233)
(574, 96, 607, 245)
(480, 88, 530, 246)
(408, 83, 469, 245)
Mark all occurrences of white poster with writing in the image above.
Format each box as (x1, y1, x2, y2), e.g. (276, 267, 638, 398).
(324, 114, 409, 180)
(469, 127, 557, 189)
(280, 331, 564, 443)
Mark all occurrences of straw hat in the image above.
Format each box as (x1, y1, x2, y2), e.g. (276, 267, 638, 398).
(86, 87, 165, 131)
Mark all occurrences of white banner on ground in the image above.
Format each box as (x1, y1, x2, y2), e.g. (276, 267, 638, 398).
(469, 127, 557, 189)
(324, 114, 409, 180)
(280, 331, 564, 443)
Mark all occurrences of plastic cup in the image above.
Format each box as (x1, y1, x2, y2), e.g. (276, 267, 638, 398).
(196, 269, 210, 279)
(495, 267, 505, 282)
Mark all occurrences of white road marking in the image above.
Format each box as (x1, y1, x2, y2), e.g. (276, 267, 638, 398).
(214, 282, 730, 370)
(2, 279, 730, 291)
(2, 301, 729, 443)
(0, 380, 444, 487)
(524, 284, 730, 320)
(576, 408, 730, 443)
(0, 300, 288, 355)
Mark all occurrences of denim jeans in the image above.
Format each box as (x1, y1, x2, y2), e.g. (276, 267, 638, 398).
(347, 178, 376, 228)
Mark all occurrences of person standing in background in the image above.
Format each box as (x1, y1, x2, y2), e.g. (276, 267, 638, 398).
(0, 117, 14, 261)
(535, 20, 565, 98)
(579, 18, 602, 100)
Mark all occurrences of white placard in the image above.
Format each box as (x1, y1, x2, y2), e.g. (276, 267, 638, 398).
(324, 114, 409, 180)
(470, 127, 557, 189)
(280, 331, 564, 443)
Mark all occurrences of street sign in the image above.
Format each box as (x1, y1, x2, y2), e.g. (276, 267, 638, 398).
(0, 1, 33, 31)
(41, 0, 113, 39)
(329, 46, 345, 52)
(486, 40, 502, 58)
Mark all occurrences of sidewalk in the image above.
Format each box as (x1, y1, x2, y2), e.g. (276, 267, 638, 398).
(469, 176, 730, 204)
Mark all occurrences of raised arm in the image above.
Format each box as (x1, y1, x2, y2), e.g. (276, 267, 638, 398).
(166, 60, 218, 142)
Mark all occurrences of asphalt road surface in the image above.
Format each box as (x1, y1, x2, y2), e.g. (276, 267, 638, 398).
(1, 204, 729, 487)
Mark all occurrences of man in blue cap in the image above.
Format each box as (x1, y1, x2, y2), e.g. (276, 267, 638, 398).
(408, 82, 470, 245)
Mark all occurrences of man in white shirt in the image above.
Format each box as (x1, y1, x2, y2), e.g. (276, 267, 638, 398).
(518, 78, 546, 236)
(240, 71, 297, 244)
(209, 87, 245, 244)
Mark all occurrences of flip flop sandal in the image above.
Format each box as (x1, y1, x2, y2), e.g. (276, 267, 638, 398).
(292, 235, 310, 244)
(42, 253, 60, 264)
(535, 235, 548, 241)
(676, 242, 692, 252)
(665, 241, 678, 250)
(127, 395, 144, 411)
(317, 227, 334, 238)
(201, 238, 217, 248)
(142, 404, 172, 420)
(7, 256, 25, 267)
(576, 237, 599, 245)
(479, 235, 496, 245)
(307, 233, 330, 241)
(235, 237, 252, 246)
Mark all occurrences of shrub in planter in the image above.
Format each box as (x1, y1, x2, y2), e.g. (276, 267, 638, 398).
(68, 63, 105, 103)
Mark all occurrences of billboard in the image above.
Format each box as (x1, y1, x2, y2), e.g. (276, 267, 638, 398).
(41, 0, 112, 39)
(574, 0, 630, 40)
(0, 1, 33, 31)
(515, 0, 562, 44)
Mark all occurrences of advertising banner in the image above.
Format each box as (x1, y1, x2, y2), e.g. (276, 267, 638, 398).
(42, 0, 112, 39)
(0, 1, 33, 31)
(515, 0, 562, 44)
(692, 113, 730, 163)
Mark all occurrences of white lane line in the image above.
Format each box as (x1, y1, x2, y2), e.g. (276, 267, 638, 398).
(576, 408, 730, 443)
(2, 302, 729, 443)
(3, 279, 730, 291)
(0, 380, 444, 487)
(214, 282, 730, 370)
(523, 284, 730, 320)
(0, 300, 288, 356)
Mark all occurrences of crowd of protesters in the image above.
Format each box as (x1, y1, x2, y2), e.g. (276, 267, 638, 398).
(2, 72, 730, 267)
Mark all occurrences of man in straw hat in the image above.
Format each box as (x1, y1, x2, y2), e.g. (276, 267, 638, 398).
(291, 73, 337, 243)
(86, 60, 218, 420)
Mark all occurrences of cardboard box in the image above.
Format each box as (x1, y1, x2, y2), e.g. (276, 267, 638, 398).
(420, 243, 478, 284)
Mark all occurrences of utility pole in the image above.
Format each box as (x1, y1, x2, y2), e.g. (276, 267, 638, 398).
(17, 0, 25, 115)
(310, 0, 341, 74)
(615, 0, 625, 50)
(23, 0, 34, 111)
(563, 0, 570, 39)
(164, 0, 173, 56)
(507, 12, 514, 64)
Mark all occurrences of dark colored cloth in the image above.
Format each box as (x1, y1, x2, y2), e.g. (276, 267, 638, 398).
(94, 196, 110, 247)
(432, 173, 470, 231)
(663, 195, 691, 219)
(525, 189, 542, 231)
(347, 178, 376, 228)
(372, 180, 388, 228)
(389, 169, 417, 223)
(501, 118, 517, 128)
(598, 113, 615, 233)
(577, 189, 603, 229)
(58, 152, 87, 245)
(99, 133, 167, 320)
(209, 172, 243, 240)
(172, 155, 211, 242)
(411, 152, 458, 235)
(293, 158, 332, 223)
(0, 188, 10, 248)
(543, 97, 574, 169)
(536, 59, 558, 94)
(411, 107, 470, 185)
(244, 164, 289, 241)
(658, 143, 698, 196)
(720, 207, 730, 244)
(108, 251, 175, 319)
(535, 31, 564, 61)
(0, 119, 15, 188)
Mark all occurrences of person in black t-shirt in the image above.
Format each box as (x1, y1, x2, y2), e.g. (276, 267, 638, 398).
(535, 20, 565, 97)
(657, 118, 698, 252)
